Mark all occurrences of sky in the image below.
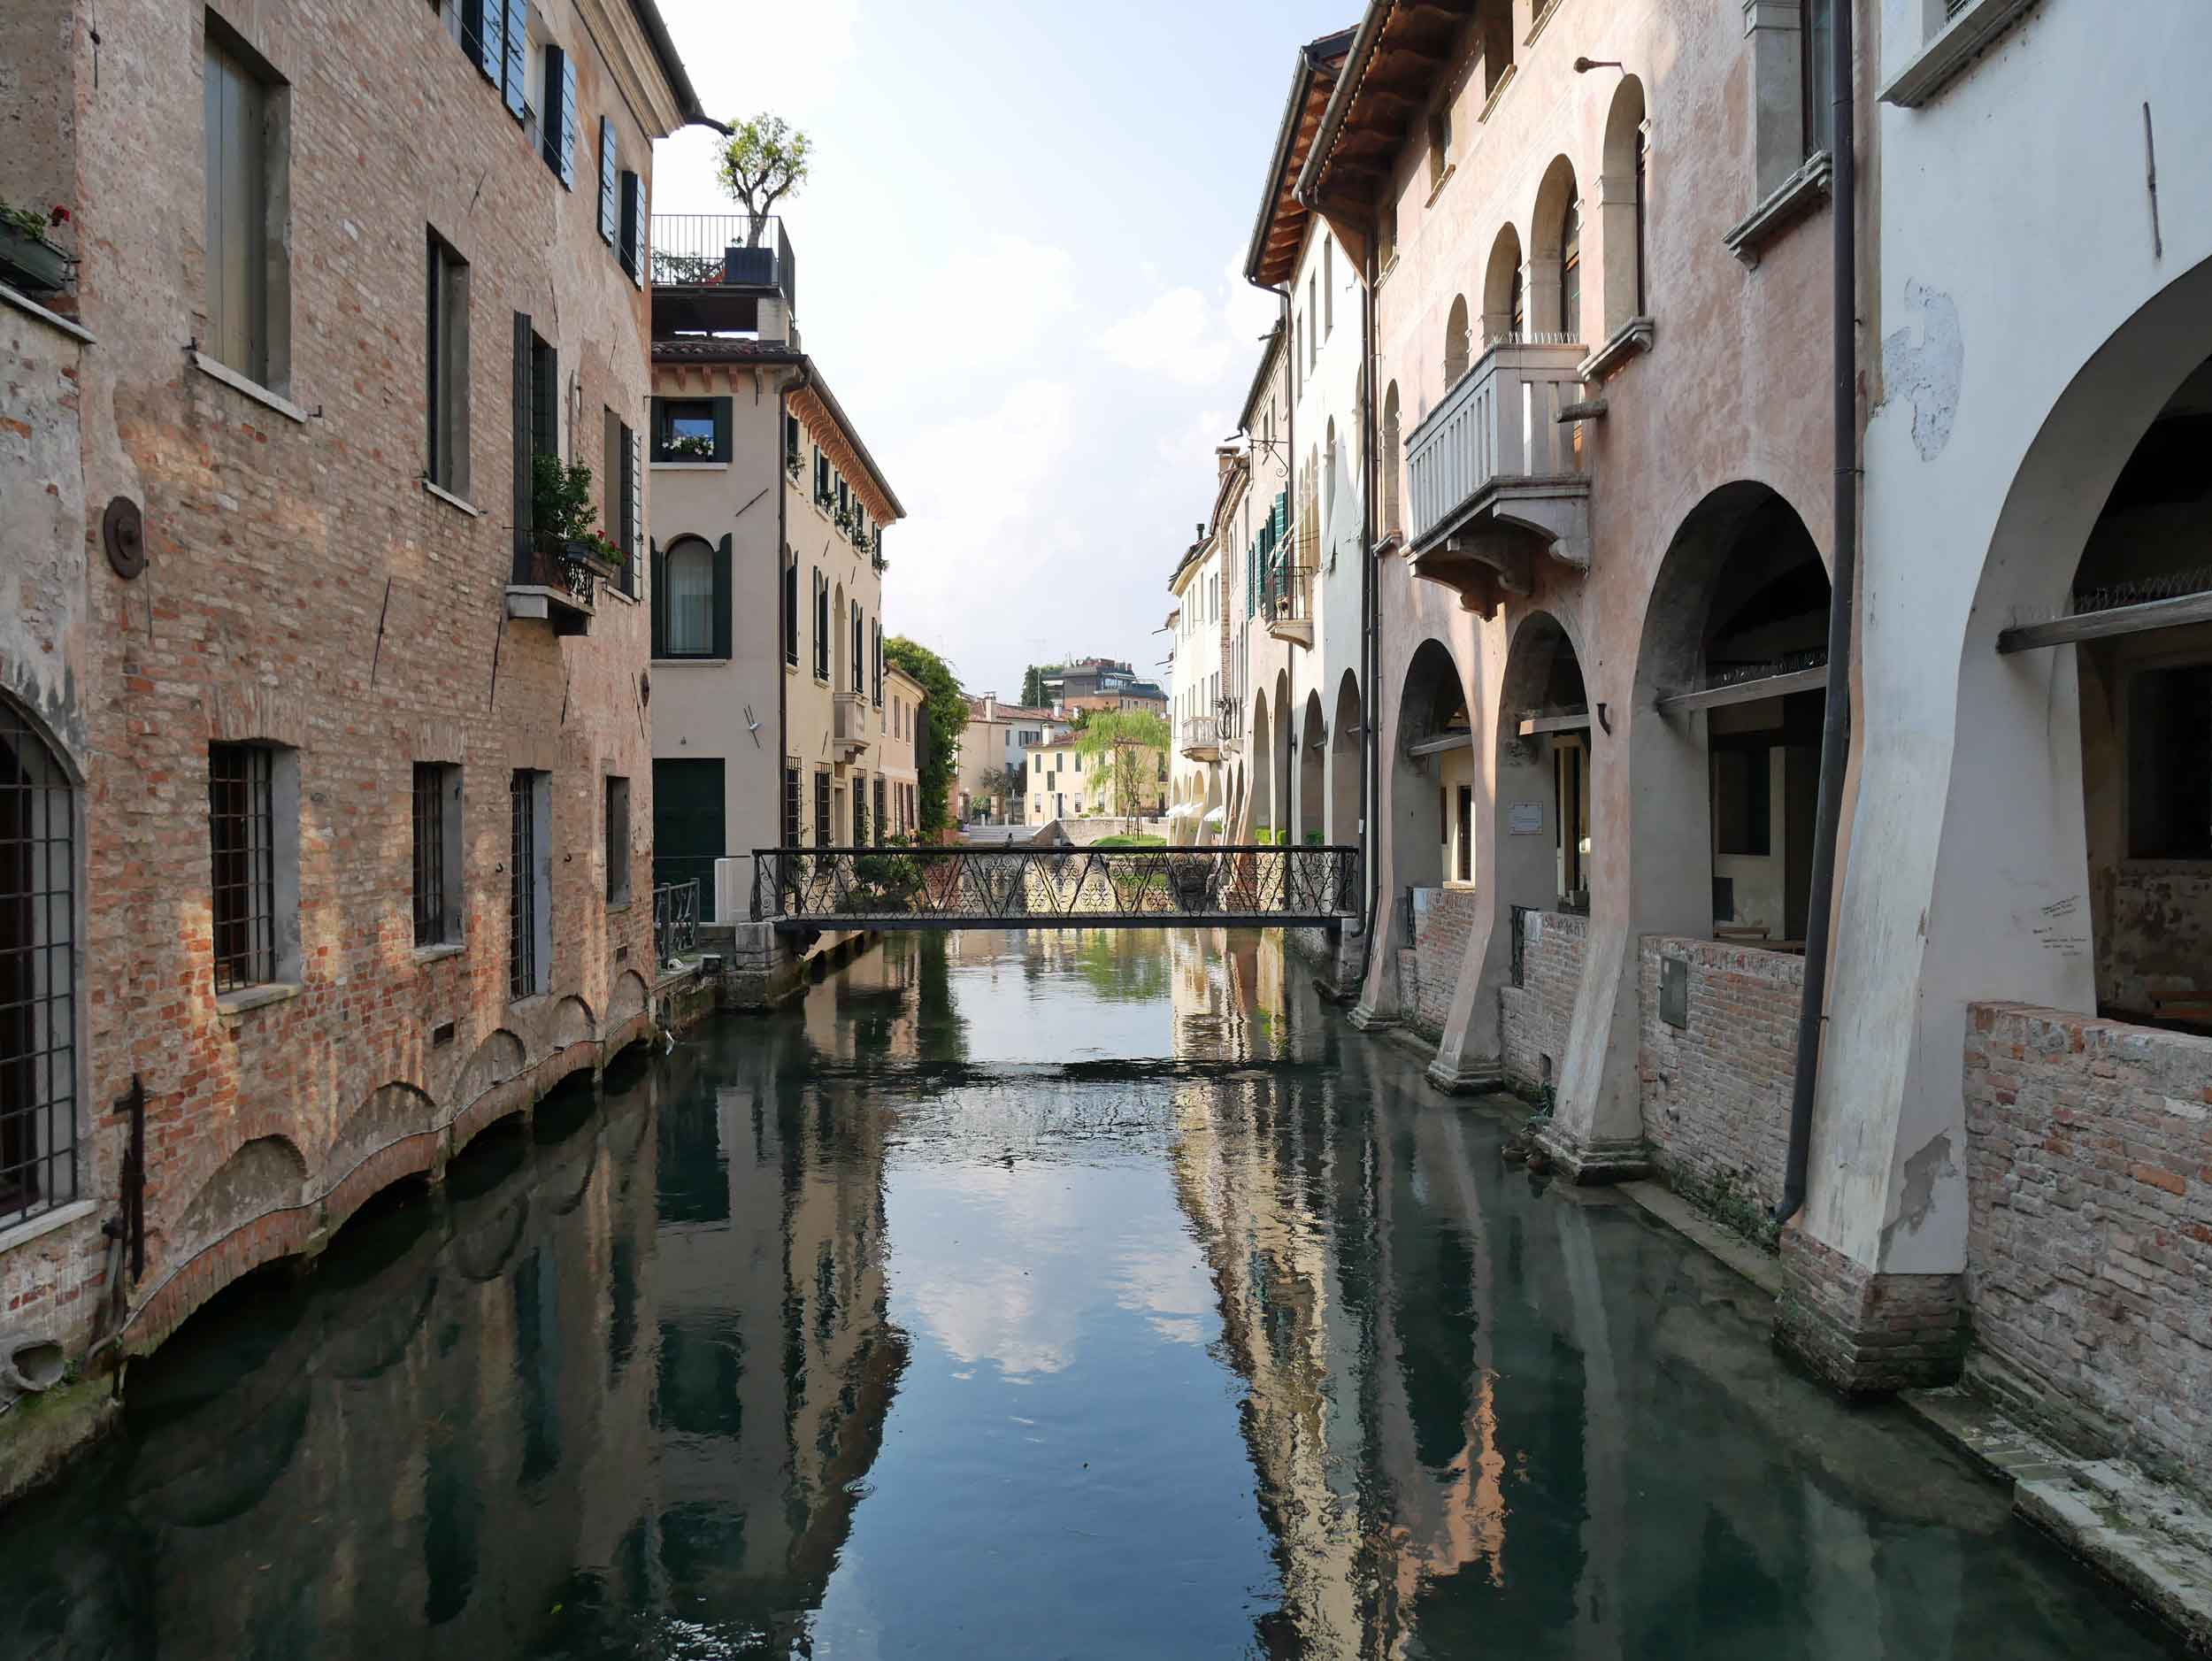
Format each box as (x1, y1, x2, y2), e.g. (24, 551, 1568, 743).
(653, 0, 1357, 703)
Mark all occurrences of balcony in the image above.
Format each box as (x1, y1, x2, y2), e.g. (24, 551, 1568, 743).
(505, 534, 606, 635)
(649, 214, 797, 339)
(1262, 564, 1315, 650)
(1181, 716, 1222, 762)
(833, 690, 871, 765)
(1402, 339, 1593, 616)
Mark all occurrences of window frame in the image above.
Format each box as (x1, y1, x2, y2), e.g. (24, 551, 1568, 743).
(411, 761, 464, 949)
(0, 700, 80, 1229)
(604, 774, 632, 906)
(426, 230, 471, 498)
(210, 742, 280, 993)
(202, 15, 290, 390)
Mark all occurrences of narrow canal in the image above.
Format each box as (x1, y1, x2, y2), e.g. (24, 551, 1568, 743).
(1, 930, 2185, 1658)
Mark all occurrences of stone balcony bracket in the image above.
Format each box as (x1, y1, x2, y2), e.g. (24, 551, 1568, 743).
(1722, 151, 1833, 269)
(1578, 317, 1654, 381)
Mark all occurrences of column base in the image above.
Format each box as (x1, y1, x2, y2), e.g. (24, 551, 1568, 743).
(1348, 1003, 1398, 1032)
(1775, 1228, 1965, 1396)
(1530, 1124, 1651, 1183)
(1425, 1053, 1503, 1094)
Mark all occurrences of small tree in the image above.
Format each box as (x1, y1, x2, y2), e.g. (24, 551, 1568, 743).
(717, 114, 813, 244)
(1021, 663, 1059, 708)
(979, 764, 1026, 822)
(1073, 711, 1171, 829)
(887, 636, 966, 838)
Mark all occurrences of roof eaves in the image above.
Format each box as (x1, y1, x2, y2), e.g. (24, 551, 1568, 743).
(1240, 27, 1358, 292)
(1295, 1, 1396, 210)
(797, 356, 906, 520)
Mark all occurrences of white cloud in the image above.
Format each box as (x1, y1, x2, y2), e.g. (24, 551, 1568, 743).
(1099, 287, 1239, 388)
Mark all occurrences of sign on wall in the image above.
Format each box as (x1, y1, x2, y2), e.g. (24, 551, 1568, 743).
(1508, 802, 1545, 835)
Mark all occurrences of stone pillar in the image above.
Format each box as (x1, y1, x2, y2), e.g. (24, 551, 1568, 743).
(1777, 1229, 1966, 1394)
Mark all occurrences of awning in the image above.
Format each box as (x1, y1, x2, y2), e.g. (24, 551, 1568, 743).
(1202, 806, 1227, 827)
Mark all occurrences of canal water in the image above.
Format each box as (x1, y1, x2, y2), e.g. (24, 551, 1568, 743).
(0, 930, 2185, 1658)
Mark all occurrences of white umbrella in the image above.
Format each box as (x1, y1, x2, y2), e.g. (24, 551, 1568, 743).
(1202, 805, 1226, 827)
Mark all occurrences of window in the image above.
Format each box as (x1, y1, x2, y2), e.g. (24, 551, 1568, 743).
(511, 315, 557, 565)
(784, 412, 802, 473)
(203, 17, 288, 388)
(605, 411, 641, 595)
(604, 775, 631, 905)
(662, 537, 717, 657)
(783, 765, 802, 846)
(872, 623, 884, 707)
(652, 396, 728, 464)
(1307, 275, 1318, 366)
(1444, 296, 1471, 384)
(509, 770, 549, 999)
(1712, 744, 1772, 857)
(618, 171, 644, 285)
(1, 701, 78, 1228)
(853, 778, 868, 845)
(1803, 0, 1835, 158)
(426, 232, 470, 496)
(210, 742, 277, 991)
(1456, 786, 1473, 882)
(412, 762, 462, 947)
(783, 556, 799, 665)
(813, 569, 830, 680)
(850, 601, 864, 696)
(1426, 105, 1450, 188)
(2129, 665, 2212, 859)
(1381, 383, 1402, 537)
(541, 42, 578, 187)
(1322, 237, 1333, 336)
(596, 117, 618, 247)
(813, 769, 831, 846)
(1559, 198, 1582, 342)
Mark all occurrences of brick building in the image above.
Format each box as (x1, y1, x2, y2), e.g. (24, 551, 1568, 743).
(0, 0, 710, 1494)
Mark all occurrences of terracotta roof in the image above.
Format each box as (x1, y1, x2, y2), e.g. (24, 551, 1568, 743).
(651, 337, 804, 363)
(1299, 1, 1474, 217)
(1244, 27, 1358, 289)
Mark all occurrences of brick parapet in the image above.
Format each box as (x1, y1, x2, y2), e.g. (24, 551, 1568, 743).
(1962, 1002, 2212, 1491)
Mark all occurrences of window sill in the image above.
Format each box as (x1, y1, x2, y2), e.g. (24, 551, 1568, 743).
(0, 1198, 98, 1258)
(608, 898, 634, 914)
(420, 478, 481, 517)
(1579, 315, 1655, 380)
(1375, 252, 1401, 290)
(1525, 0, 1566, 46)
(412, 942, 466, 965)
(653, 655, 729, 666)
(650, 460, 727, 471)
(1423, 162, 1456, 211)
(1721, 150, 1832, 269)
(1881, 0, 2042, 107)
(189, 351, 309, 423)
(1478, 62, 1517, 125)
(0, 281, 93, 345)
(216, 981, 303, 1019)
(602, 585, 641, 606)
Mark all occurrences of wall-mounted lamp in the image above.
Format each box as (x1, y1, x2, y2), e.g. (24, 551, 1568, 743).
(1573, 56, 1624, 73)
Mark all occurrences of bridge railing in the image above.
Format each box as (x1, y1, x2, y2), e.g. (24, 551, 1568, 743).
(751, 844, 1361, 928)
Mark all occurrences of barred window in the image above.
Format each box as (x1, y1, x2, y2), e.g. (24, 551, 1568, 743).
(813, 769, 831, 847)
(413, 764, 447, 946)
(210, 742, 276, 991)
(853, 780, 868, 846)
(873, 777, 887, 842)
(1, 703, 77, 1227)
(783, 765, 802, 847)
(510, 770, 548, 998)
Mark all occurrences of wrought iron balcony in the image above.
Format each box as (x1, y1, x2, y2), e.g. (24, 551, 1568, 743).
(504, 532, 607, 635)
(1262, 564, 1316, 650)
(1180, 715, 1221, 761)
(1402, 339, 1593, 615)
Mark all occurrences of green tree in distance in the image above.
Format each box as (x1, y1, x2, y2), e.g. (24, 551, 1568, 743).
(1021, 663, 1060, 708)
(717, 114, 813, 244)
(1073, 710, 1171, 828)
(887, 636, 965, 837)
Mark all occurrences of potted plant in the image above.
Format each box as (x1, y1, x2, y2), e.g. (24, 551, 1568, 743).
(665, 432, 715, 460)
(0, 203, 73, 295)
(531, 453, 620, 579)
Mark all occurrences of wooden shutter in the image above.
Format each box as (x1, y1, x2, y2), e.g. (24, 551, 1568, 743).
(649, 539, 666, 656)
(710, 397, 732, 463)
(618, 173, 643, 285)
(597, 119, 618, 246)
(712, 534, 733, 659)
(473, 0, 503, 84)
(502, 0, 528, 119)
(624, 423, 643, 577)
(557, 50, 579, 188)
(511, 311, 533, 563)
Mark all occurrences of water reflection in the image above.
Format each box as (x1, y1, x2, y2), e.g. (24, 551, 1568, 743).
(0, 929, 2181, 1659)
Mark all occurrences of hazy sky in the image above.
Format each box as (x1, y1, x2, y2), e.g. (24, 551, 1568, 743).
(654, 0, 1355, 702)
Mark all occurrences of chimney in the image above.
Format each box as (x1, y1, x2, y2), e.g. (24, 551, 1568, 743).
(1216, 444, 1240, 481)
(983, 693, 997, 723)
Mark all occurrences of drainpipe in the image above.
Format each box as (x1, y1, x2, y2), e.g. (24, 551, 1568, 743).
(1778, 0, 1856, 1227)
(1355, 231, 1382, 995)
(775, 362, 812, 904)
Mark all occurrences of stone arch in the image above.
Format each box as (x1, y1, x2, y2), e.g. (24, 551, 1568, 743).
(1530, 157, 1582, 340)
(327, 1080, 437, 1186)
(1444, 294, 1471, 384)
(551, 993, 596, 1052)
(1272, 669, 1294, 836)
(1494, 608, 1592, 916)
(1482, 222, 1525, 347)
(1632, 482, 1831, 947)
(167, 1134, 310, 1267)
(1250, 693, 1274, 839)
(1600, 75, 1649, 340)
(1298, 689, 1327, 844)
(1331, 668, 1363, 846)
(1392, 638, 1471, 899)
(453, 1027, 526, 1111)
(606, 968, 650, 1034)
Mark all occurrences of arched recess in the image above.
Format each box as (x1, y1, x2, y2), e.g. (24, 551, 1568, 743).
(1381, 382, 1403, 539)
(1600, 76, 1649, 341)
(1494, 611, 1591, 918)
(663, 535, 717, 656)
(1444, 294, 1471, 385)
(327, 1081, 437, 1184)
(167, 1135, 310, 1267)
(607, 968, 651, 1034)
(1632, 483, 1831, 946)
(1298, 691, 1327, 843)
(551, 994, 596, 1051)
(1249, 696, 1273, 839)
(1392, 640, 1471, 901)
(1272, 669, 1294, 836)
(1530, 158, 1581, 341)
(1481, 224, 1525, 347)
(1330, 669, 1363, 846)
(0, 696, 78, 1227)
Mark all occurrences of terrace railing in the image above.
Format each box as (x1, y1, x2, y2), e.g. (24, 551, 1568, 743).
(654, 879, 701, 965)
(649, 213, 795, 309)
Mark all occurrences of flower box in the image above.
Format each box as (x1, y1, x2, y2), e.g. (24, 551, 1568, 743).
(0, 222, 71, 295)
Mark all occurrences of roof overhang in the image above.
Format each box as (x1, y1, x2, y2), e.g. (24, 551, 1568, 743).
(1298, 0, 1474, 219)
(1242, 27, 1358, 291)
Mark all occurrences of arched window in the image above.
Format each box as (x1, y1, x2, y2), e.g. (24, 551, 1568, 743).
(664, 536, 715, 656)
(1559, 197, 1582, 343)
(1323, 419, 1337, 559)
(1381, 383, 1402, 537)
(1532, 157, 1580, 338)
(1444, 295, 1471, 384)
(1601, 76, 1650, 338)
(782, 553, 798, 666)
(1, 699, 76, 1227)
(1483, 225, 1524, 348)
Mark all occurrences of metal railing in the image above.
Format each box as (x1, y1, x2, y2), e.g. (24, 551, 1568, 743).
(752, 844, 1362, 929)
(510, 531, 604, 604)
(649, 213, 795, 307)
(1404, 339, 1588, 550)
(654, 879, 701, 964)
(1262, 564, 1316, 626)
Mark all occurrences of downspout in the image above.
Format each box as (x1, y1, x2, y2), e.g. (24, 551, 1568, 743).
(1278, 286, 1294, 842)
(775, 362, 813, 897)
(1778, 0, 1856, 1226)
(1355, 230, 1381, 995)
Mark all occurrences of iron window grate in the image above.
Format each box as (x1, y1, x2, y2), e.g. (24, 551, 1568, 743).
(1, 703, 77, 1227)
(210, 743, 275, 992)
(511, 771, 538, 998)
(813, 770, 831, 847)
(413, 763, 447, 946)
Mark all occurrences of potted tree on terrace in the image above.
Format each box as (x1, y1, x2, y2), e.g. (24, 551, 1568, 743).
(715, 113, 812, 281)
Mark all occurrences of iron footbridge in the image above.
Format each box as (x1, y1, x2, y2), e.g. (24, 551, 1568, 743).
(752, 844, 1362, 931)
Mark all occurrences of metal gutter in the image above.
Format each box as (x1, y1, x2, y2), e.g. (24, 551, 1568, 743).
(627, 0, 726, 132)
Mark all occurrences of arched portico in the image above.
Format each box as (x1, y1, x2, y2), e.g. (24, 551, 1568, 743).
(1330, 670, 1362, 848)
(1298, 691, 1326, 844)
(1249, 696, 1273, 842)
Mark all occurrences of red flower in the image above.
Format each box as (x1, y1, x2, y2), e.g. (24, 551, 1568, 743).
(48, 206, 69, 226)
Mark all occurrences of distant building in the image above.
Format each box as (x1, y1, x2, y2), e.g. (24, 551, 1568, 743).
(1025, 732, 1167, 826)
(952, 693, 1063, 823)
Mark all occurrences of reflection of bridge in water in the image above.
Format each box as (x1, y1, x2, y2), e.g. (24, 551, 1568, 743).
(752, 844, 1362, 931)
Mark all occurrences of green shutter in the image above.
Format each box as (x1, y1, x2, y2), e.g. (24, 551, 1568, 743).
(626, 424, 644, 573)
(619, 173, 644, 286)
(473, 0, 503, 84)
(557, 50, 580, 188)
(712, 534, 733, 659)
(649, 538, 667, 656)
(511, 312, 533, 566)
(711, 397, 732, 463)
(501, 0, 528, 119)
(597, 119, 618, 245)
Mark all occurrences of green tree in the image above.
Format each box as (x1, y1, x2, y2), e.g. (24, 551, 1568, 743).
(1073, 710, 1171, 827)
(887, 636, 966, 836)
(1021, 663, 1060, 708)
(978, 764, 1026, 819)
(717, 114, 813, 243)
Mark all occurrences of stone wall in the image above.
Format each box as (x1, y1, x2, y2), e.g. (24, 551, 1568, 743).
(1962, 1003, 2212, 1489)
(1500, 910, 1585, 1094)
(1638, 937, 1802, 1239)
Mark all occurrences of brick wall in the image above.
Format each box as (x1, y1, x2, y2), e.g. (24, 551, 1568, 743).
(1963, 1003, 2212, 1488)
(1500, 909, 1585, 1092)
(1401, 886, 1479, 1039)
(1639, 937, 1801, 1239)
